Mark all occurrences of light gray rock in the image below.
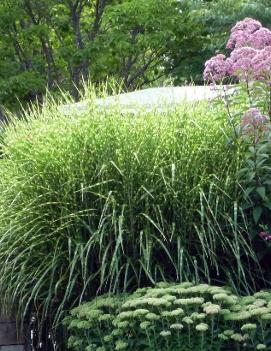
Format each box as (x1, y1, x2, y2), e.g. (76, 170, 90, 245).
(0, 321, 24, 346)
(0, 346, 24, 351)
(0, 312, 24, 348)
(59, 85, 235, 115)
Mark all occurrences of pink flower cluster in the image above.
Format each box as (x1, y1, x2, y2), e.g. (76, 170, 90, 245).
(251, 46, 271, 81)
(203, 18, 271, 83)
(259, 231, 271, 241)
(227, 18, 263, 49)
(240, 107, 268, 138)
(228, 47, 257, 80)
(203, 54, 231, 81)
(249, 28, 271, 50)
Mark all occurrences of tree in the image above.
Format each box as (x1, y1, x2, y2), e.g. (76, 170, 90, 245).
(166, 0, 271, 85)
(0, 0, 269, 110)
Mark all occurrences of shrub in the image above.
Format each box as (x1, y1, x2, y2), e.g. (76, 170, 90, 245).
(204, 17, 271, 283)
(0, 99, 258, 336)
(65, 282, 271, 351)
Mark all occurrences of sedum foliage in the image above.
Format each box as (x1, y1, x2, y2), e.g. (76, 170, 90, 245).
(65, 282, 271, 351)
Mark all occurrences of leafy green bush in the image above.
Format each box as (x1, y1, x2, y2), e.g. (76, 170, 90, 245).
(65, 282, 271, 351)
(0, 100, 258, 331)
(0, 71, 45, 108)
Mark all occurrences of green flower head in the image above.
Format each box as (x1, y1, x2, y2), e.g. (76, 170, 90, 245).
(224, 295, 238, 304)
(253, 299, 267, 308)
(68, 336, 82, 348)
(118, 311, 133, 320)
(240, 296, 256, 306)
(86, 345, 96, 351)
(160, 330, 171, 337)
(187, 284, 210, 294)
(170, 323, 184, 330)
(223, 330, 234, 336)
(84, 309, 103, 320)
(178, 282, 193, 289)
(241, 323, 257, 332)
(182, 316, 193, 325)
(99, 314, 114, 322)
(115, 340, 128, 350)
(146, 298, 171, 307)
(231, 333, 247, 342)
(213, 293, 230, 302)
(195, 323, 209, 332)
(117, 321, 130, 329)
(140, 321, 151, 330)
(220, 309, 230, 315)
(260, 313, 271, 320)
(174, 297, 204, 306)
(145, 312, 160, 321)
(163, 294, 177, 303)
(230, 304, 243, 312)
(203, 304, 221, 315)
(249, 307, 270, 316)
(133, 309, 149, 317)
(209, 287, 230, 295)
(156, 282, 170, 288)
(169, 308, 184, 317)
(112, 329, 122, 337)
(256, 344, 266, 350)
(161, 311, 171, 318)
(254, 291, 271, 300)
(104, 335, 113, 343)
(77, 320, 92, 329)
(224, 311, 251, 321)
(191, 312, 206, 320)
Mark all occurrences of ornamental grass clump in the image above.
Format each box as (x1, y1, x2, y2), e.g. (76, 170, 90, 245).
(65, 282, 271, 351)
(0, 93, 259, 341)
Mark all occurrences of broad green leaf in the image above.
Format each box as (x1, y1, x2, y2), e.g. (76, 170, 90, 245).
(253, 206, 263, 224)
(256, 187, 266, 200)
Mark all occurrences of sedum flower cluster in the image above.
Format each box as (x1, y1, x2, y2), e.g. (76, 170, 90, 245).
(65, 282, 271, 351)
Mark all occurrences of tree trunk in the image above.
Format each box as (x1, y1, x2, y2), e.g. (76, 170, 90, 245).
(68, 0, 88, 100)
(23, 0, 58, 90)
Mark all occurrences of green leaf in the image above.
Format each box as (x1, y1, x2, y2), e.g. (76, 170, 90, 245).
(264, 202, 271, 210)
(241, 202, 253, 210)
(244, 186, 255, 198)
(256, 187, 266, 200)
(253, 206, 263, 224)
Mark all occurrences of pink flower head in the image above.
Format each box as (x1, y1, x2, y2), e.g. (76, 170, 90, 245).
(240, 107, 269, 140)
(203, 54, 231, 82)
(229, 47, 258, 80)
(231, 17, 262, 34)
(227, 18, 262, 49)
(251, 46, 271, 81)
(249, 28, 271, 49)
(259, 232, 271, 241)
(227, 30, 251, 50)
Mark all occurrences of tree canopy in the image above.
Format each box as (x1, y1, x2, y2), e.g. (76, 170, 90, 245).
(0, 0, 269, 109)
